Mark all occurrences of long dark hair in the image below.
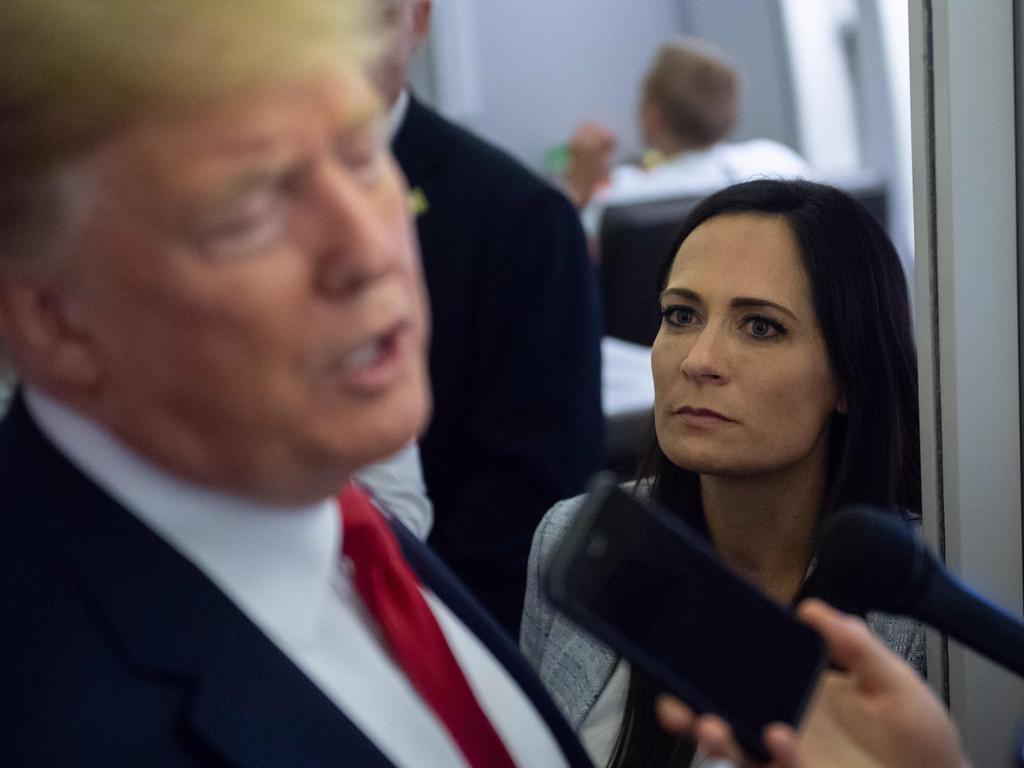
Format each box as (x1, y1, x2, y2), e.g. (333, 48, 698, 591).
(608, 179, 920, 767)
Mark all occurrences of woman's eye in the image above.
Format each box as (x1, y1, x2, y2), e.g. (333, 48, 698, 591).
(661, 305, 697, 327)
(744, 316, 785, 339)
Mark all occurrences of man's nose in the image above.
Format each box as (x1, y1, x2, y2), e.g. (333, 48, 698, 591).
(305, 162, 403, 297)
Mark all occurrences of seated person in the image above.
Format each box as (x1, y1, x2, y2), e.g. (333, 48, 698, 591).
(564, 37, 812, 236)
(521, 179, 924, 768)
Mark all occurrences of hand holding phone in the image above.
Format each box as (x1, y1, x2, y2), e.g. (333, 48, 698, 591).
(543, 475, 826, 759)
(658, 599, 967, 768)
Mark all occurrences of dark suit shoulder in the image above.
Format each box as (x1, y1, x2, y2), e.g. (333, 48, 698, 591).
(0, 504, 210, 766)
(394, 96, 563, 204)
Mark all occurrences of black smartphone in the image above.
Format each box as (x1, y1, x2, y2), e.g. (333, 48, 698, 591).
(544, 474, 826, 759)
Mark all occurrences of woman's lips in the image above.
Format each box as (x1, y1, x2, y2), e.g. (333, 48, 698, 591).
(673, 406, 735, 427)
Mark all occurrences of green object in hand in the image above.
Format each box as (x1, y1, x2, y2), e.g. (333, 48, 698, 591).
(543, 143, 570, 175)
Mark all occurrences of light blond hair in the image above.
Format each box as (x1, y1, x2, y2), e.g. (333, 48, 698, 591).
(642, 36, 740, 148)
(0, 0, 378, 250)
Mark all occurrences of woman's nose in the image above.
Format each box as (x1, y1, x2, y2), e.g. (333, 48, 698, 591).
(680, 327, 726, 382)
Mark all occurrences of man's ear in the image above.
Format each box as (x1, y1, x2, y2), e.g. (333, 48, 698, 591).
(411, 0, 432, 52)
(0, 276, 101, 393)
(640, 100, 666, 149)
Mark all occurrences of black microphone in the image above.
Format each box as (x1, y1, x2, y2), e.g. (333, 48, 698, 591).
(815, 504, 1024, 679)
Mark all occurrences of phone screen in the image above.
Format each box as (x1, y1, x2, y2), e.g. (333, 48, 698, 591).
(545, 477, 825, 755)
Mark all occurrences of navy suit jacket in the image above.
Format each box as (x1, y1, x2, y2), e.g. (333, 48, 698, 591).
(0, 395, 593, 767)
(393, 97, 604, 637)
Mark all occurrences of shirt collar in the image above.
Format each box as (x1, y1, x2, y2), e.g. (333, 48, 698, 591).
(387, 89, 411, 141)
(656, 147, 713, 171)
(24, 386, 341, 649)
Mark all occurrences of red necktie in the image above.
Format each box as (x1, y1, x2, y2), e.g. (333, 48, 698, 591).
(339, 483, 518, 768)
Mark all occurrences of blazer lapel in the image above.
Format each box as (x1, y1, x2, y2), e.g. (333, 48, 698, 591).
(0, 395, 395, 768)
(542, 614, 619, 730)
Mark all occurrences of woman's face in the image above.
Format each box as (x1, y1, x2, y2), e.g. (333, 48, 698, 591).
(652, 213, 843, 479)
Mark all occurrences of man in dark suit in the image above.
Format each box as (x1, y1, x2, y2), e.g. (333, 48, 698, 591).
(374, 0, 604, 638)
(0, 3, 592, 766)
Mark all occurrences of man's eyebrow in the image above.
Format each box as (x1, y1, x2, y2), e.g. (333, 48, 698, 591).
(189, 97, 385, 212)
(316, 90, 384, 149)
(199, 161, 293, 212)
(334, 101, 382, 137)
(208, 95, 382, 153)
(200, 105, 384, 207)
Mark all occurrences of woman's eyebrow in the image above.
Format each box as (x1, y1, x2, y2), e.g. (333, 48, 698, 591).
(660, 287, 703, 304)
(731, 296, 799, 321)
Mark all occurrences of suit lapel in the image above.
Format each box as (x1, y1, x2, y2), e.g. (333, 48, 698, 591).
(0, 395, 395, 768)
(392, 521, 595, 768)
(1, 391, 593, 767)
(184, 645, 395, 768)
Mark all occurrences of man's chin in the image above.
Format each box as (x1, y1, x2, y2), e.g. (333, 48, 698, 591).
(337, 396, 431, 468)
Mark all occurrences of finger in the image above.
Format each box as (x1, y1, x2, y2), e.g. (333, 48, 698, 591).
(571, 123, 613, 144)
(655, 695, 695, 733)
(796, 598, 901, 690)
(571, 122, 600, 137)
(763, 723, 800, 768)
(694, 714, 746, 765)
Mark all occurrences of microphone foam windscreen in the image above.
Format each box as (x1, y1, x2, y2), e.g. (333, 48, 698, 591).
(815, 505, 922, 613)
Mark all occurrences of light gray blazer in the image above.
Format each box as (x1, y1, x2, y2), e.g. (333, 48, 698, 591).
(520, 492, 927, 729)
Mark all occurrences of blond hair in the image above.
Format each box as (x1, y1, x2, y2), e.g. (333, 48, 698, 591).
(1, 0, 377, 221)
(642, 36, 740, 148)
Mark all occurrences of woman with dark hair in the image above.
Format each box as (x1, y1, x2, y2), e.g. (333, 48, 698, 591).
(520, 179, 923, 768)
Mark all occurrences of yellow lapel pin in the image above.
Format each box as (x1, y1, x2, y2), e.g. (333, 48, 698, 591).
(409, 187, 429, 217)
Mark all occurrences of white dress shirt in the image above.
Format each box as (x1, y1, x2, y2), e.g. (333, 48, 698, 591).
(25, 387, 568, 768)
(387, 88, 411, 140)
(354, 441, 434, 539)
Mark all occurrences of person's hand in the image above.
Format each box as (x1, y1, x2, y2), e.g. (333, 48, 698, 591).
(564, 122, 616, 208)
(655, 599, 970, 768)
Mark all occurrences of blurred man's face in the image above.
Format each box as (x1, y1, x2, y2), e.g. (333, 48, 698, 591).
(48, 72, 431, 504)
(369, 0, 431, 108)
